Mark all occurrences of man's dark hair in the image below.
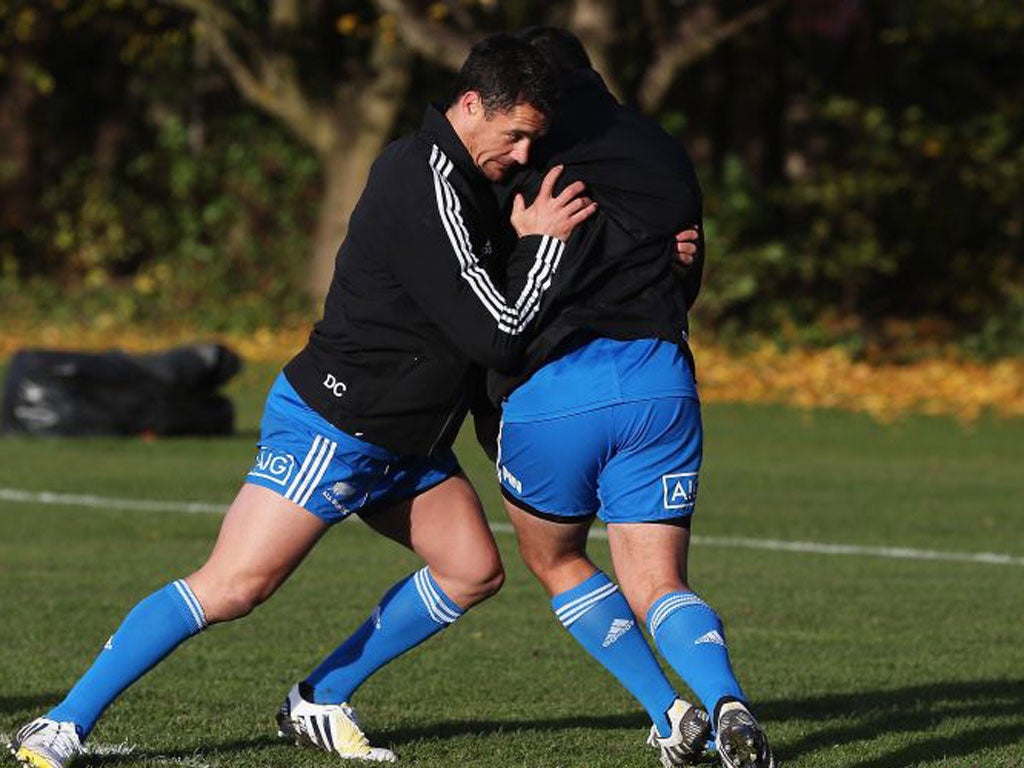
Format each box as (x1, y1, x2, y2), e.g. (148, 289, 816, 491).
(516, 26, 592, 79)
(451, 33, 556, 117)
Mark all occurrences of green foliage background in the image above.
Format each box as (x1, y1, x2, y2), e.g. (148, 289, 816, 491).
(1, 0, 1022, 356)
(9, 114, 319, 331)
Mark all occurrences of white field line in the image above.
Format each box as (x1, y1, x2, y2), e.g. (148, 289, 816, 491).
(0, 487, 225, 514)
(3, 733, 213, 767)
(3, 486, 1023, 568)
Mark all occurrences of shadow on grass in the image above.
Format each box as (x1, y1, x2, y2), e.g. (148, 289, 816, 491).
(0, 693, 62, 718)
(10, 679, 1022, 766)
(759, 678, 1024, 767)
(386, 678, 1024, 767)
(82, 736, 283, 766)
(389, 710, 651, 743)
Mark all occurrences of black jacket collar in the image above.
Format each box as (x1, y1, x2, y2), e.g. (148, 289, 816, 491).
(421, 103, 502, 213)
(421, 104, 480, 180)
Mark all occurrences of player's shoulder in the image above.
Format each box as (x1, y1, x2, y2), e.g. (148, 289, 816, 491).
(365, 134, 435, 197)
(616, 105, 694, 169)
(373, 134, 428, 173)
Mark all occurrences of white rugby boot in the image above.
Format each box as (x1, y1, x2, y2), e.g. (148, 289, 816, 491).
(715, 700, 775, 768)
(646, 698, 711, 767)
(276, 683, 397, 762)
(8, 717, 82, 768)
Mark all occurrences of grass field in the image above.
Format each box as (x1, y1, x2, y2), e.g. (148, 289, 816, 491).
(2, 362, 1023, 767)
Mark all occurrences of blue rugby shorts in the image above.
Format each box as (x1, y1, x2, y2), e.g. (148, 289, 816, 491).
(245, 373, 460, 524)
(497, 395, 702, 524)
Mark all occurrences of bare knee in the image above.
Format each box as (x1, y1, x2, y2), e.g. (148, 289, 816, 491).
(466, 559, 506, 604)
(518, 541, 595, 597)
(519, 540, 566, 579)
(624, 579, 691, 621)
(433, 556, 505, 610)
(187, 572, 278, 624)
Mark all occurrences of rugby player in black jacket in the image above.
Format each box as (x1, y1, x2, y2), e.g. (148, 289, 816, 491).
(10, 35, 598, 768)
(487, 28, 777, 768)
(284, 93, 593, 457)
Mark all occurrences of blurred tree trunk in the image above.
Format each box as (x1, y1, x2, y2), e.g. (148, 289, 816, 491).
(158, 0, 496, 307)
(761, 8, 789, 187)
(307, 36, 413, 299)
(162, 0, 421, 307)
(568, 0, 623, 99)
(0, 47, 37, 236)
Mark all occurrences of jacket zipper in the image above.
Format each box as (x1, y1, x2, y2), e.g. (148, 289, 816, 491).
(428, 395, 465, 455)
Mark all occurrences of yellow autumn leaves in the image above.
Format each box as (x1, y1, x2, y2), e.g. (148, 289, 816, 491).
(693, 343, 1024, 421)
(1, 326, 1021, 422)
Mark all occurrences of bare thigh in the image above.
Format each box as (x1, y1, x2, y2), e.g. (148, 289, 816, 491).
(185, 483, 329, 623)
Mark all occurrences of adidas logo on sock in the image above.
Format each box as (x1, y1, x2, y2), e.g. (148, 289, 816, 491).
(694, 630, 725, 646)
(602, 618, 635, 647)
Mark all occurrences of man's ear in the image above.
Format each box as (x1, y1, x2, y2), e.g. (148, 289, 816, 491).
(460, 90, 482, 118)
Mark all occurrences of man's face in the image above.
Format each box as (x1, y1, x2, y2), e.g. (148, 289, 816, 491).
(458, 95, 547, 181)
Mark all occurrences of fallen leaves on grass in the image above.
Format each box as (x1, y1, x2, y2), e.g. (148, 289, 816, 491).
(1, 325, 1021, 422)
(695, 343, 1024, 421)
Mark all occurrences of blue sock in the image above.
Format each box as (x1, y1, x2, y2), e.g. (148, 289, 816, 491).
(552, 572, 677, 737)
(305, 566, 463, 704)
(48, 580, 207, 738)
(648, 591, 745, 715)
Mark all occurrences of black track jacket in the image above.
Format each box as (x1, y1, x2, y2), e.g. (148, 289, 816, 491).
(485, 68, 705, 406)
(285, 106, 573, 456)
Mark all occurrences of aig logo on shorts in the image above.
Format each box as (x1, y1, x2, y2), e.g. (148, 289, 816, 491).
(662, 472, 698, 510)
(249, 447, 297, 486)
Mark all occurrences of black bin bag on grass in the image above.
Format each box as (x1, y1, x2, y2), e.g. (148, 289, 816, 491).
(0, 344, 242, 436)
